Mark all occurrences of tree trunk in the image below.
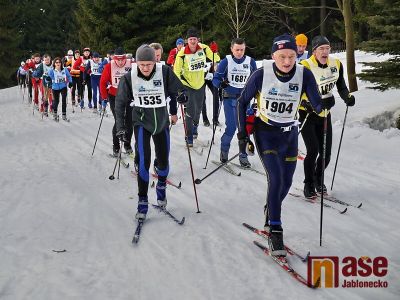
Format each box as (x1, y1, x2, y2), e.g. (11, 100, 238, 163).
(320, 0, 326, 36)
(342, 0, 358, 92)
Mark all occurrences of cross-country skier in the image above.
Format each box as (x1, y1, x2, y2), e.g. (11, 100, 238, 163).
(70, 50, 82, 106)
(173, 28, 220, 146)
(17, 62, 27, 88)
(100, 47, 133, 155)
(115, 45, 187, 220)
(48, 57, 73, 121)
(83, 51, 102, 111)
(295, 34, 309, 63)
(25, 53, 42, 110)
(73, 47, 92, 108)
(166, 38, 184, 67)
(33, 54, 53, 116)
(298, 36, 355, 198)
(212, 37, 257, 167)
(237, 34, 328, 256)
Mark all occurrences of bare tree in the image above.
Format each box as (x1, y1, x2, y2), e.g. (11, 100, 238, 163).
(336, 0, 358, 92)
(219, 0, 254, 38)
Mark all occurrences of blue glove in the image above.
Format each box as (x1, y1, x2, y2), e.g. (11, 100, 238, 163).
(102, 99, 108, 109)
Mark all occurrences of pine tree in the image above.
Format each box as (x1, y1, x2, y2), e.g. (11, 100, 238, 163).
(0, 0, 21, 88)
(358, 0, 400, 91)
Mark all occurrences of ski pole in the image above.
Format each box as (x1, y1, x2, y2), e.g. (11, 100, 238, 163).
(109, 145, 123, 180)
(117, 140, 122, 179)
(196, 152, 240, 184)
(319, 109, 328, 247)
(180, 104, 201, 213)
(330, 106, 349, 191)
(203, 90, 223, 169)
(91, 108, 106, 156)
(298, 113, 309, 135)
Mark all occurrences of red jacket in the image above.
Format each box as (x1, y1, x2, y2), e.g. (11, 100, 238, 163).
(100, 63, 114, 99)
(73, 56, 90, 73)
(167, 48, 178, 66)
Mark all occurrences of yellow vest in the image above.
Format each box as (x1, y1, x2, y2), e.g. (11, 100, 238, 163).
(173, 43, 220, 90)
(299, 55, 341, 117)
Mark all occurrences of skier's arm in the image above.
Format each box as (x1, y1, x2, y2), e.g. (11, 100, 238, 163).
(100, 64, 111, 100)
(32, 64, 43, 78)
(212, 58, 228, 89)
(237, 68, 263, 134)
(303, 68, 322, 114)
(336, 61, 350, 100)
(164, 65, 186, 116)
(115, 74, 133, 133)
(65, 69, 73, 84)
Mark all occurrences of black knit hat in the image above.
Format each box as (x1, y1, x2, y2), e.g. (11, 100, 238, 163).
(186, 28, 199, 39)
(271, 34, 297, 54)
(114, 47, 125, 56)
(312, 36, 330, 51)
(136, 44, 156, 62)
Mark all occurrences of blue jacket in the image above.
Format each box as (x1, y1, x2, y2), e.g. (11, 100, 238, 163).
(237, 63, 323, 133)
(212, 55, 257, 96)
(48, 68, 73, 90)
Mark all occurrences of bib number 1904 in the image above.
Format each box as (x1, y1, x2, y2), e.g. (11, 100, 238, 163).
(265, 100, 293, 114)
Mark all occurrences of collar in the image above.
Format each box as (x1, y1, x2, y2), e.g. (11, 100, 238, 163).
(184, 44, 202, 54)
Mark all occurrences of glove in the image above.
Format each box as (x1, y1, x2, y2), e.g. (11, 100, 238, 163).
(116, 130, 127, 142)
(176, 92, 188, 104)
(237, 131, 249, 154)
(82, 80, 86, 86)
(344, 94, 355, 107)
(301, 99, 314, 114)
(210, 41, 218, 53)
(68, 82, 73, 88)
(220, 80, 229, 89)
(321, 95, 335, 110)
(102, 99, 108, 109)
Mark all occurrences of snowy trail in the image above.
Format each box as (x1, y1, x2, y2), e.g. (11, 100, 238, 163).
(1, 52, 400, 299)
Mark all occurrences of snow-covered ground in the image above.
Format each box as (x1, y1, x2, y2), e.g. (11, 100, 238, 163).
(0, 51, 399, 299)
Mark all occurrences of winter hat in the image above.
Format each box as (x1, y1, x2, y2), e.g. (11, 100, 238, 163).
(67, 49, 73, 55)
(176, 38, 184, 46)
(74, 49, 80, 54)
(295, 34, 308, 46)
(312, 36, 330, 51)
(186, 28, 199, 39)
(83, 47, 91, 52)
(114, 47, 125, 56)
(135, 44, 156, 62)
(271, 34, 297, 54)
(92, 52, 100, 58)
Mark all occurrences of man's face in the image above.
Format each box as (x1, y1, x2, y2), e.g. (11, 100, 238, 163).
(114, 55, 126, 68)
(93, 57, 100, 63)
(44, 56, 51, 65)
(313, 45, 330, 65)
(83, 50, 90, 57)
(67, 54, 73, 60)
(297, 44, 307, 55)
(177, 43, 184, 51)
(137, 61, 155, 77)
(272, 49, 297, 73)
(34, 57, 41, 64)
(187, 37, 199, 48)
(231, 43, 246, 59)
(75, 53, 80, 59)
(154, 49, 162, 62)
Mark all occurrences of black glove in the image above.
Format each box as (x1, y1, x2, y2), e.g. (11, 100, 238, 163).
(301, 99, 314, 114)
(176, 92, 188, 104)
(237, 131, 249, 154)
(321, 95, 335, 110)
(220, 80, 229, 89)
(68, 82, 73, 88)
(344, 94, 355, 107)
(116, 130, 128, 142)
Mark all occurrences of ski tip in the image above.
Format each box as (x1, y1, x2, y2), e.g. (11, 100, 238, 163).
(357, 203, 363, 208)
(194, 178, 202, 184)
(238, 172, 242, 176)
(132, 236, 139, 244)
(310, 276, 321, 289)
(253, 240, 267, 250)
(340, 207, 348, 214)
(177, 182, 182, 189)
(302, 251, 311, 262)
(179, 217, 185, 225)
(109, 175, 115, 180)
(242, 223, 254, 230)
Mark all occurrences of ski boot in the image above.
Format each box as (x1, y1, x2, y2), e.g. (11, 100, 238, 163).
(239, 153, 251, 168)
(156, 180, 167, 208)
(220, 150, 228, 163)
(135, 196, 148, 220)
(193, 125, 198, 139)
(303, 181, 317, 198)
(268, 225, 287, 257)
